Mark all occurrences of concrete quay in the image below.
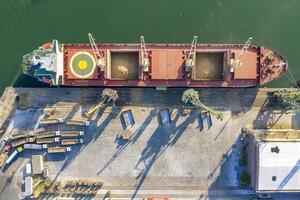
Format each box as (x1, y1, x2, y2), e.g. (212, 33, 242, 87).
(0, 87, 299, 199)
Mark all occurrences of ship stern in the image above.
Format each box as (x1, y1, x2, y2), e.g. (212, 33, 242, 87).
(21, 40, 62, 85)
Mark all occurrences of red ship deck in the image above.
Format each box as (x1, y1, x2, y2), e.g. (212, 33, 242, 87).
(61, 43, 287, 87)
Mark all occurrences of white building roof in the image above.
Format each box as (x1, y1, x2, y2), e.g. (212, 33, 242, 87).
(257, 141, 300, 192)
(32, 155, 43, 175)
(24, 176, 33, 197)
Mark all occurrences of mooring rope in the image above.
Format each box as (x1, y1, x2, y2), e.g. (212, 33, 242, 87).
(10, 66, 22, 87)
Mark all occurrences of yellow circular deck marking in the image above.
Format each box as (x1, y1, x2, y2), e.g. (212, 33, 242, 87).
(69, 51, 96, 78)
(78, 60, 88, 70)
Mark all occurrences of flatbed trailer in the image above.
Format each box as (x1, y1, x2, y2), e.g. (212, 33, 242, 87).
(0, 140, 6, 153)
(11, 137, 36, 147)
(61, 131, 84, 138)
(47, 146, 71, 153)
(11, 138, 27, 147)
(36, 137, 60, 144)
(66, 119, 89, 126)
(36, 131, 60, 139)
(0, 153, 7, 168)
(61, 139, 83, 146)
(39, 118, 64, 125)
(11, 132, 27, 140)
(24, 144, 48, 150)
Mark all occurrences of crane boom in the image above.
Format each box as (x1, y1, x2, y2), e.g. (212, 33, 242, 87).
(230, 37, 253, 71)
(88, 33, 105, 70)
(140, 36, 149, 72)
(185, 36, 197, 72)
(240, 37, 253, 57)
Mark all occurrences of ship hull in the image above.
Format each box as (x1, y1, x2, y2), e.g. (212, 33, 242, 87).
(22, 41, 287, 88)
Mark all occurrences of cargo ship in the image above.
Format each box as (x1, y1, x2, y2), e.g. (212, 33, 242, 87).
(21, 35, 287, 87)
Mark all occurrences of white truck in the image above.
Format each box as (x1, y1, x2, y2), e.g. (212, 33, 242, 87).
(24, 144, 48, 150)
(6, 147, 23, 165)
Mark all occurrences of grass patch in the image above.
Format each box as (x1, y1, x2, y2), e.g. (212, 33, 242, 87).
(240, 170, 251, 186)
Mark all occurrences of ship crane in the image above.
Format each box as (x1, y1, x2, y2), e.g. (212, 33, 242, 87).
(230, 37, 253, 72)
(88, 33, 105, 70)
(185, 36, 198, 72)
(140, 36, 150, 72)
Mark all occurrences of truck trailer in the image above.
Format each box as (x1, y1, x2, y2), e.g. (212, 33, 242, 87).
(36, 131, 60, 139)
(36, 137, 60, 144)
(24, 144, 48, 150)
(60, 131, 84, 138)
(6, 147, 23, 165)
(47, 147, 72, 153)
(61, 139, 83, 146)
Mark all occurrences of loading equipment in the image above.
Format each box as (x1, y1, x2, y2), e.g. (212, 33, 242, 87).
(88, 33, 105, 70)
(182, 89, 224, 121)
(230, 37, 253, 71)
(140, 36, 150, 72)
(185, 36, 198, 72)
(84, 88, 119, 118)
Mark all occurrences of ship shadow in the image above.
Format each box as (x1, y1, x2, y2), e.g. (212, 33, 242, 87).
(116, 87, 258, 115)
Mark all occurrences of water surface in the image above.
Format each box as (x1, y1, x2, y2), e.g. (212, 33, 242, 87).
(0, 0, 299, 93)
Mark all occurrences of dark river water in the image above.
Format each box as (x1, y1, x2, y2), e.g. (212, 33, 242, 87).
(0, 0, 300, 93)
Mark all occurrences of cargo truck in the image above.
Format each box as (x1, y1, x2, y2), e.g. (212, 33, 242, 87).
(61, 139, 83, 146)
(36, 137, 60, 144)
(61, 131, 84, 137)
(11, 137, 36, 147)
(47, 147, 72, 153)
(66, 119, 89, 126)
(36, 131, 61, 139)
(11, 138, 27, 147)
(24, 144, 48, 150)
(39, 118, 64, 125)
(26, 137, 36, 143)
(6, 147, 23, 165)
(11, 132, 27, 140)
(0, 140, 6, 153)
(27, 128, 45, 135)
(0, 153, 7, 168)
